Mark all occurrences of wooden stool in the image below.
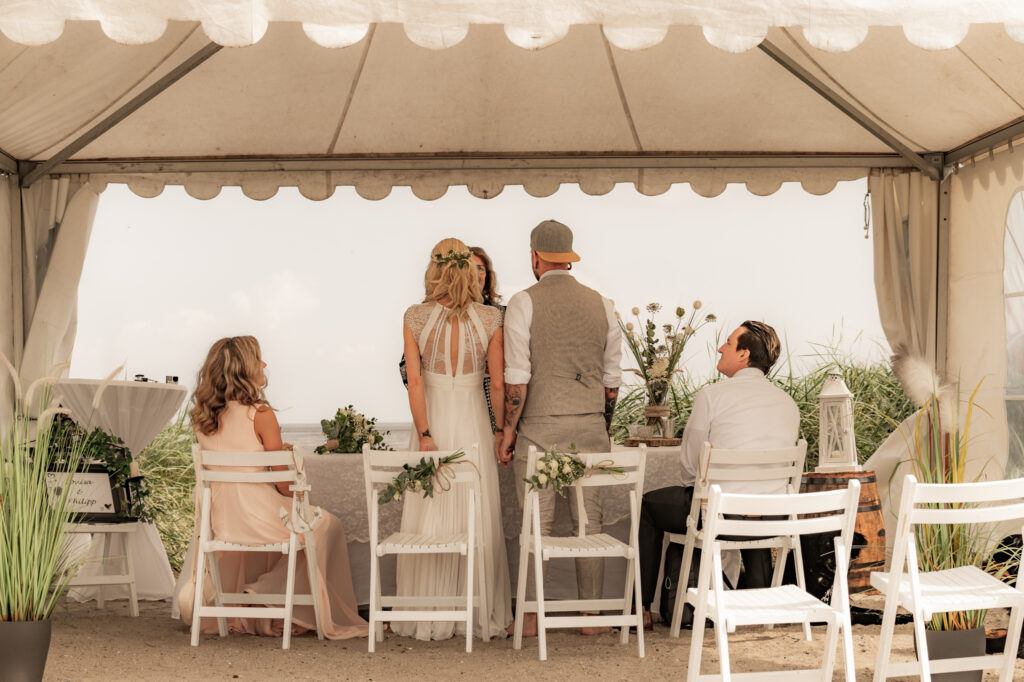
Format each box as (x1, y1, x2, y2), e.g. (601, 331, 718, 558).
(67, 522, 140, 616)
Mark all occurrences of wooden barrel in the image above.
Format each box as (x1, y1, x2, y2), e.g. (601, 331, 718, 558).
(800, 471, 886, 594)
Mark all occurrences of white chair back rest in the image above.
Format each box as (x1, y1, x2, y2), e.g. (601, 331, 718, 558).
(361, 444, 480, 526)
(694, 440, 807, 499)
(900, 475, 1024, 526)
(195, 447, 300, 484)
(705, 481, 861, 543)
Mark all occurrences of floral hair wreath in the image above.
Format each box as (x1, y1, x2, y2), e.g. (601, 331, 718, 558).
(433, 249, 472, 269)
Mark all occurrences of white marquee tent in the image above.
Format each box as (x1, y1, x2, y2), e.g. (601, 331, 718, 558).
(2, 1, 1024, 483)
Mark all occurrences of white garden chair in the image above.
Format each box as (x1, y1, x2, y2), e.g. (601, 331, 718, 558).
(361, 444, 487, 653)
(656, 439, 808, 637)
(512, 445, 647, 661)
(686, 481, 861, 682)
(871, 475, 1024, 682)
(190, 446, 323, 650)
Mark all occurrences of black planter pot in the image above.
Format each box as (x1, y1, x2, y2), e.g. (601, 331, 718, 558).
(914, 627, 985, 682)
(0, 619, 52, 682)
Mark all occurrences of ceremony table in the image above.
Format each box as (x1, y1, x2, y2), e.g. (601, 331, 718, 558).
(302, 444, 683, 605)
(57, 378, 187, 603)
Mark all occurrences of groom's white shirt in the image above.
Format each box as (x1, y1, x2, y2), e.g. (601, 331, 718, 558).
(503, 270, 622, 387)
(679, 366, 800, 494)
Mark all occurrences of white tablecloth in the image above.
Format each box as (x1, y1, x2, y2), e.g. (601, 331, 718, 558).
(57, 378, 186, 603)
(304, 444, 683, 605)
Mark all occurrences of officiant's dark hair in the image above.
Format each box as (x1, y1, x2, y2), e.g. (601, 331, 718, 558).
(737, 321, 781, 374)
(469, 246, 501, 306)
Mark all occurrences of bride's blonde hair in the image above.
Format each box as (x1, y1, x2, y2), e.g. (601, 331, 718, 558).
(189, 335, 269, 436)
(424, 237, 482, 319)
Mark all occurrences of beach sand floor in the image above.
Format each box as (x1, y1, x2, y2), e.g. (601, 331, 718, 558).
(41, 600, 1024, 681)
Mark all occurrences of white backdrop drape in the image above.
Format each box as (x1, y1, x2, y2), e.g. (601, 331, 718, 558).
(0, 175, 99, 420)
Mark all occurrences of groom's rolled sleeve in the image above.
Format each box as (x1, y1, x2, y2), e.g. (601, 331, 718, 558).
(602, 298, 622, 388)
(504, 291, 532, 385)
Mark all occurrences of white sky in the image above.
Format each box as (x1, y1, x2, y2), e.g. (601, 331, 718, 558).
(69, 179, 885, 423)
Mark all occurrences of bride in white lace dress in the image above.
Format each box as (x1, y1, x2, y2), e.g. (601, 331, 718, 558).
(395, 237, 513, 641)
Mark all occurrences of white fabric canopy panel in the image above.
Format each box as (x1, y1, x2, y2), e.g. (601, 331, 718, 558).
(2, 13, 1024, 199)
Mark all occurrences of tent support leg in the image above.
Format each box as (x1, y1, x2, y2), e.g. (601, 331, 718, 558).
(936, 177, 950, 375)
(20, 42, 223, 189)
(757, 39, 941, 181)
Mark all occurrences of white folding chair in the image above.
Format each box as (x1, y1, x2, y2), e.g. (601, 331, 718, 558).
(656, 439, 808, 637)
(190, 446, 323, 650)
(361, 444, 487, 653)
(686, 481, 861, 682)
(512, 445, 647, 661)
(871, 475, 1024, 682)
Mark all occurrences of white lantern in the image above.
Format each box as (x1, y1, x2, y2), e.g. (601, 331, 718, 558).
(816, 369, 860, 472)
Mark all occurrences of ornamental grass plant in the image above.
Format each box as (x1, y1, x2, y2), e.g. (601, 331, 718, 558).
(135, 415, 194, 574)
(890, 347, 1016, 631)
(0, 357, 88, 622)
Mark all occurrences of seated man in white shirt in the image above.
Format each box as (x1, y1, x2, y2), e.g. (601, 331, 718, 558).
(638, 320, 800, 628)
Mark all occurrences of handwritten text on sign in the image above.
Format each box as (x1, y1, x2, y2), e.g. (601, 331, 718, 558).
(45, 472, 116, 514)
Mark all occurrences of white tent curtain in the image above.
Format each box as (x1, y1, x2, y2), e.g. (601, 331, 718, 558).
(869, 168, 939, 365)
(0, 175, 99, 420)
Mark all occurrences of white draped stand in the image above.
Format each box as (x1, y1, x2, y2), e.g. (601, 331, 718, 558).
(58, 379, 187, 603)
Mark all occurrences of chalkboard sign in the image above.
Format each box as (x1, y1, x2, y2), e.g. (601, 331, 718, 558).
(45, 465, 122, 521)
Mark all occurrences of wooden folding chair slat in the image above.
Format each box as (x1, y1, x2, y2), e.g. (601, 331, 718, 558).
(189, 445, 325, 650)
(362, 443, 487, 654)
(513, 445, 647, 661)
(871, 475, 1024, 682)
(686, 483, 861, 681)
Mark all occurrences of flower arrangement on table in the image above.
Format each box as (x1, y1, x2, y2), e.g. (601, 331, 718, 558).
(618, 301, 715, 438)
(524, 444, 623, 496)
(377, 450, 467, 504)
(315, 405, 392, 453)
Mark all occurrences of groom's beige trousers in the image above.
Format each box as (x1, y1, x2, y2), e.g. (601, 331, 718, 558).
(514, 413, 608, 602)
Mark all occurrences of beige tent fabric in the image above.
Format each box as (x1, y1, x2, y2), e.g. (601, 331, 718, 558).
(0, 180, 99, 421)
(946, 153, 1023, 482)
(870, 169, 939, 364)
(18, 183, 98, 393)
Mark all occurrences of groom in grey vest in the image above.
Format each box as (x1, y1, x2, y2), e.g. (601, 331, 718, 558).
(498, 219, 622, 636)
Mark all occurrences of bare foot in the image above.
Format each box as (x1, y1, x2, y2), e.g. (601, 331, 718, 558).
(508, 614, 537, 637)
(581, 613, 612, 635)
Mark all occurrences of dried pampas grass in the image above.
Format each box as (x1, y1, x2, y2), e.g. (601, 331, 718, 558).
(891, 344, 954, 431)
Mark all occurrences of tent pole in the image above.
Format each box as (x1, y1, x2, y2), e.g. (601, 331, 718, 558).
(49, 153, 916, 175)
(936, 178, 950, 375)
(8, 170, 24, 367)
(757, 40, 941, 181)
(20, 42, 222, 189)
(0, 148, 16, 175)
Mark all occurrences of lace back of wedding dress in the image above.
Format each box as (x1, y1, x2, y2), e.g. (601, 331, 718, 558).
(405, 303, 499, 376)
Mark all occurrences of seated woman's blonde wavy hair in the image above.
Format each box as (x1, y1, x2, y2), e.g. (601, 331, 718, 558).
(189, 335, 270, 436)
(423, 237, 482, 319)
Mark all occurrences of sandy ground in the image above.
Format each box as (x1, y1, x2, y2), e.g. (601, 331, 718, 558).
(39, 600, 1024, 681)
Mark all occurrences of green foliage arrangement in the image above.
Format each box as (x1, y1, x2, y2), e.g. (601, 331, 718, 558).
(315, 406, 392, 454)
(0, 361, 88, 621)
(135, 417, 194, 574)
(48, 415, 150, 521)
(377, 450, 466, 504)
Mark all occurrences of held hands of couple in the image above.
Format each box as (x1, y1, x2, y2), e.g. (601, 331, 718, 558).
(495, 429, 516, 466)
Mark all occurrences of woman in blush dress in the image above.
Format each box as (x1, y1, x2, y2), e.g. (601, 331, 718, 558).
(175, 335, 367, 640)
(393, 238, 513, 641)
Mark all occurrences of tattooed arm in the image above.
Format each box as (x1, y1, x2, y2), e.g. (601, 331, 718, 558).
(604, 386, 619, 434)
(497, 383, 527, 464)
